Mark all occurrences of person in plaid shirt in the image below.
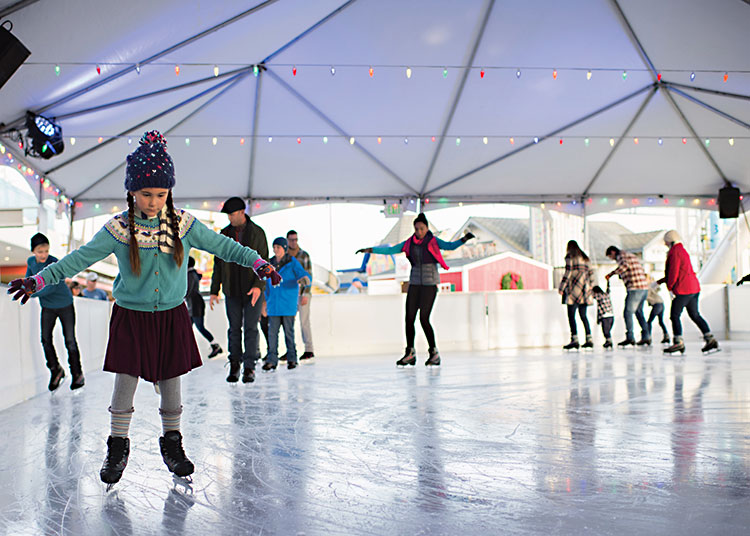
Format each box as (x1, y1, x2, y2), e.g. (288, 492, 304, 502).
(592, 282, 615, 349)
(558, 240, 595, 350)
(605, 246, 650, 347)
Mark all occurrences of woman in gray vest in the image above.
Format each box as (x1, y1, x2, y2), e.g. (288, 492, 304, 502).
(357, 213, 473, 366)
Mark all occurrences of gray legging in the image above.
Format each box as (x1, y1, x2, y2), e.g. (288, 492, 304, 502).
(110, 373, 182, 417)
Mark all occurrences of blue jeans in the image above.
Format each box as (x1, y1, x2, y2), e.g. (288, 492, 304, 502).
(225, 295, 262, 369)
(624, 289, 648, 340)
(566, 304, 591, 337)
(670, 293, 710, 338)
(266, 316, 296, 365)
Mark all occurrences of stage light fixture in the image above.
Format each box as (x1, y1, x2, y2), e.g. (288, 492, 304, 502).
(25, 112, 64, 159)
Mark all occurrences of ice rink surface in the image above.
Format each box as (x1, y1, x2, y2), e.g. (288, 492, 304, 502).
(1, 344, 749, 535)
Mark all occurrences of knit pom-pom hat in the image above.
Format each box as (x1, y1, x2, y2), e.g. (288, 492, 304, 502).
(124, 130, 175, 192)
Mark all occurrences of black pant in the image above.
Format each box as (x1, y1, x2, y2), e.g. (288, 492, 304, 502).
(670, 293, 710, 338)
(191, 316, 214, 343)
(225, 295, 262, 368)
(601, 317, 614, 339)
(647, 303, 669, 338)
(566, 304, 591, 337)
(405, 284, 438, 349)
(40, 305, 82, 376)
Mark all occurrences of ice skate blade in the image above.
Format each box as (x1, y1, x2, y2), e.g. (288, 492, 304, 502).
(172, 474, 194, 492)
(106, 483, 116, 492)
(703, 348, 722, 355)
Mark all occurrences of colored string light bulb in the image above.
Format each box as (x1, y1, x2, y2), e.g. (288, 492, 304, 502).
(587, 70, 592, 80)
(431, 136, 436, 142)
(456, 137, 461, 146)
(70, 137, 76, 146)
(292, 66, 297, 76)
(609, 138, 615, 146)
(349, 137, 355, 145)
(584, 138, 590, 147)
(214, 65, 219, 77)
(96, 65, 101, 75)
(369, 66, 374, 77)
(533, 137, 539, 144)
(54, 64, 60, 76)
(480, 69, 485, 79)
(682, 137, 687, 144)
(622, 70, 627, 80)
(253, 65, 259, 77)
(552, 69, 557, 80)
(240, 138, 245, 145)
(482, 137, 488, 144)
(406, 67, 412, 79)
(98, 136, 103, 143)
(175, 65, 180, 76)
(516, 69, 521, 78)
(509, 137, 514, 145)
(297, 137, 301, 144)
(323, 136, 328, 144)
(559, 138, 563, 144)
(212, 137, 217, 145)
(185, 138, 190, 146)
(443, 68, 448, 78)
(705, 138, 710, 146)
(404, 137, 408, 145)
(729, 138, 734, 146)
(330, 66, 335, 76)
(127, 137, 132, 145)
(377, 137, 381, 144)
(268, 137, 273, 143)
(135, 63, 141, 74)
(723, 72, 728, 82)
(657, 73, 662, 81)
(658, 138, 663, 145)
(690, 71, 695, 81)
(634, 137, 639, 145)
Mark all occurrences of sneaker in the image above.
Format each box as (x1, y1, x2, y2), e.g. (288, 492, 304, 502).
(70, 374, 85, 390)
(300, 352, 315, 360)
(618, 339, 636, 347)
(48, 367, 65, 391)
(262, 362, 276, 371)
(159, 431, 194, 477)
(242, 368, 255, 383)
(226, 361, 241, 383)
(207, 343, 222, 359)
(287, 362, 298, 370)
(396, 347, 416, 367)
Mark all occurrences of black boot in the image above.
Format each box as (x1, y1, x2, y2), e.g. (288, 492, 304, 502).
(661, 335, 671, 344)
(396, 347, 416, 367)
(242, 367, 255, 383)
(100, 436, 130, 484)
(563, 337, 579, 351)
(603, 338, 613, 350)
(226, 361, 241, 383)
(48, 367, 65, 391)
(70, 374, 85, 390)
(262, 361, 276, 371)
(207, 343, 222, 359)
(300, 351, 315, 360)
(618, 338, 636, 348)
(663, 339, 686, 355)
(425, 348, 441, 366)
(581, 335, 594, 350)
(702, 335, 719, 354)
(636, 338, 652, 347)
(159, 431, 194, 477)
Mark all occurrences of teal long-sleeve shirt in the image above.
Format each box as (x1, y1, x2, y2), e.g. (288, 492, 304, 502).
(371, 237, 464, 255)
(26, 255, 74, 309)
(36, 209, 263, 313)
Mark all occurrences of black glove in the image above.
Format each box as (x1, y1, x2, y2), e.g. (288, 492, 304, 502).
(356, 248, 373, 254)
(737, 274, 750, 286)
(7, 277, 37, 304)
(461, 232, 475, 243)
(254, 261, 282, 286)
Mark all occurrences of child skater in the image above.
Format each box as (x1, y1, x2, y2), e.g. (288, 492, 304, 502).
(356, 213, 473, 366)
(592, 282, 615, 349)
(26, 232, 85, 391)
(8, 131, 280, 487)
(646, 276, 670, 344)
(261, 237, 311, 371)
(186, 256, 222, 358)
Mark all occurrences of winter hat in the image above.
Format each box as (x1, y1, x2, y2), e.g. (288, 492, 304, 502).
(413, 212, 429, 227)
(221, 196, 246, 214)
(30, 232, 49, 251)
(272, 237, 288, 251)
(124, 130, 175, 192)
(664, 230, 682, 245)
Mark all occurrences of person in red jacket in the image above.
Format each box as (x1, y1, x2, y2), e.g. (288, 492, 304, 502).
(658, 230, 719, 354)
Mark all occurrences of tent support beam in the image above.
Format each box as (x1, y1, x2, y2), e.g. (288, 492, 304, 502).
(71, 74, 249, 198)
(665, 85, 750, 130)
(425, 83, 655, 196)
(262, 0, 359, 63)
(0, 0, 41, 18)
(609, 0, 658, 79)
(582, 86, 658, 196)
(247, 71, 264, 201)
(265, 69, 417, 195)
(53, 66, 254, 122)
(419, 0, 496, 195)
(664, 82, 750, 102)
(0, 0, 281, 129)
(662, 87, 730, 185)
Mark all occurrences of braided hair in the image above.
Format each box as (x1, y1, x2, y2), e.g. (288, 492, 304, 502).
(166, 190, 184, 268)
(126, 192, 141, 276)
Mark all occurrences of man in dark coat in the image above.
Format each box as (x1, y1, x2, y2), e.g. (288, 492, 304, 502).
(210, 197, 269, 384)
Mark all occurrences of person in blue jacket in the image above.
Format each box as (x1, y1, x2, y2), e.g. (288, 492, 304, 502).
(357, 213, 473, 367)
(26, 232, 84, 391)
(8, 131, 281, 488)
(261, 237, 311, 371)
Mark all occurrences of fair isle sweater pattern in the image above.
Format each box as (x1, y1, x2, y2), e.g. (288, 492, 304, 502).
(104, 209, 197, 249)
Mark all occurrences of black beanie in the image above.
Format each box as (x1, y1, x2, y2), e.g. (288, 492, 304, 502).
(124, 131, 175, 192)
(30, 232, 49, 251)
(413, 212, 428, 227)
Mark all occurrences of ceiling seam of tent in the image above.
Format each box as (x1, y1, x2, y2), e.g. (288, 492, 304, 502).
(662, 88, 730, 186)
(0, 0, 282, 129)
(46, 71, 249, 177)
(73, 75, 248, 201)
(665, 83, 750, 102)
(262, 0, 359, 64)
(247, 71, 264, 201)
(418, 0, 496, 196)
(53, 66, 255, 122)
(424, 83, 655, 196)
(609, 0, 658, 80)
(667, 87, 750, 130)
(0, 0, 40, 19)
(265, 68, 417, 195)
(582, 86, 658, 196)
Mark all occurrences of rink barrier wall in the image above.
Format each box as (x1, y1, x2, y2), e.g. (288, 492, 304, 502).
(0, 284, 730, 411)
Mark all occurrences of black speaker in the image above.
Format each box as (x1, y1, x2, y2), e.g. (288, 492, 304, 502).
(0, 21, 31, 90)
(719, 185, 740, 219)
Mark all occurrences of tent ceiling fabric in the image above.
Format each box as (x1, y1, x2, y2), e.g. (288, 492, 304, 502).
(0, 0, 748, 216)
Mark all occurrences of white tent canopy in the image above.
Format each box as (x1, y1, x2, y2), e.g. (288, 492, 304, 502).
(0, 0, 748, 218)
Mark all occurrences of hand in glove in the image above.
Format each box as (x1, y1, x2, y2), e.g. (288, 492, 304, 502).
(356, 247, 373, 254)
(461, 232, 475, 243)
(253, 260, 282, 286)
(737, 274, 750, 286)
(7, 276, 40, 304)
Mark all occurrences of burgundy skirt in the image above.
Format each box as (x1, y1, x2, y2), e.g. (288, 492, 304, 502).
(104, 303, 202, 382)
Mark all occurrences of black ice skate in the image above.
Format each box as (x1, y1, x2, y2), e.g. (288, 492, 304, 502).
(207, 343, 222, 359)
(618, 338, 636, 348)
(636, 338, 652, 347)
(702, 336, 720, 354)
(563, 338, 580, 351)
(603, 339, 613, 350)
(661, 335, 671, 344)
(262, 361, 276, 371)
(48, 367, 65, 391)
(226, 361, 241, 383)
(663, 340, 686, 355)
(159, 431, 194, 479)
(396, 347, 416, 367)
(425, 348, 441, 366)
(70, 374, 85, 390)
(242, 367, 255, 383)
(100, 436, 130, 490)
(581, 336, 594, 350)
